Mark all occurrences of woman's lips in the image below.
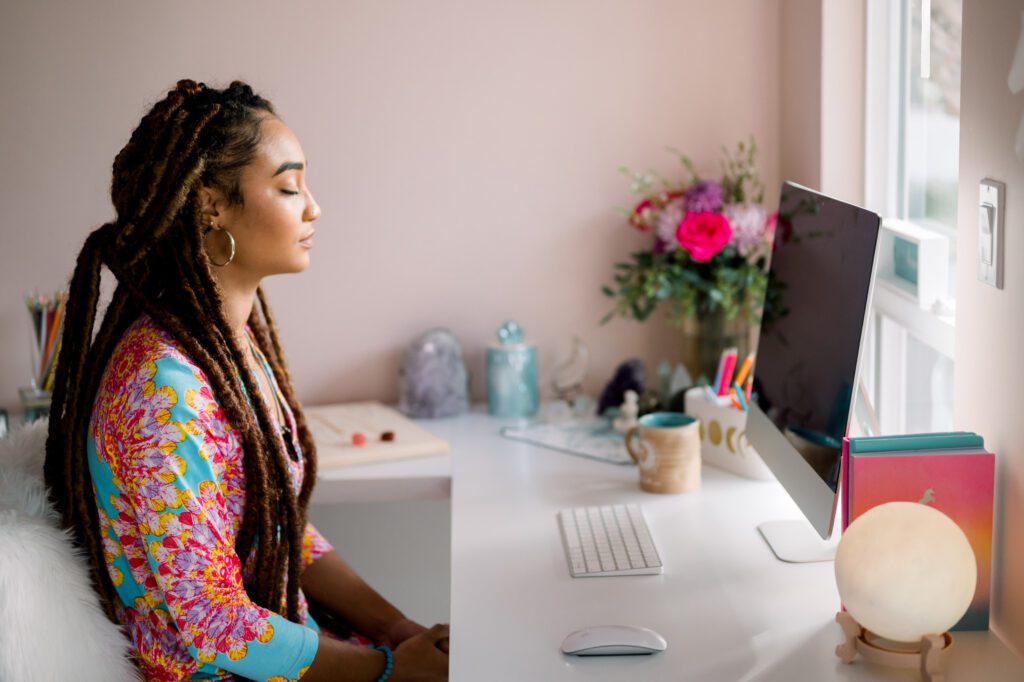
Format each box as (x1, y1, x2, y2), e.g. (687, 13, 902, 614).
(299, 231, 315, 247)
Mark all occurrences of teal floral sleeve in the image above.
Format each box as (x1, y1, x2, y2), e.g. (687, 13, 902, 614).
(88, 314, 326, 681)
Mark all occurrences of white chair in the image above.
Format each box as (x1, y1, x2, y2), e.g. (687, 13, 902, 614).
(0, 419, 138, 682)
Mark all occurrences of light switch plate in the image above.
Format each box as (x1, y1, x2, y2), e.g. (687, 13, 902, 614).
(979, 178, 1005, 289)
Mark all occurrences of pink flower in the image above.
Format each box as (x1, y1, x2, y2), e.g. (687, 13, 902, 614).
(723, 202, 770, 256)
(676, 211, 732, 262)
(654, 198, 685, 251)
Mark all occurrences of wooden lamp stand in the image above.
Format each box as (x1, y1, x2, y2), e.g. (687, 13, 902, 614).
(835, 612, 953, 682)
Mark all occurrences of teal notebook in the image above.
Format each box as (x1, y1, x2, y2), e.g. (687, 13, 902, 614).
(848, 431, 983, 455)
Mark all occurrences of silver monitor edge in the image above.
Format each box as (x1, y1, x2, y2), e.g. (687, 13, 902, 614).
(747, 181, 882, 540)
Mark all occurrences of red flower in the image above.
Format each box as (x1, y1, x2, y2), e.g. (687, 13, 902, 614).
(676, 211, 732, 262)
(766, 211, 793, 252)
(629, 198, 655, 232)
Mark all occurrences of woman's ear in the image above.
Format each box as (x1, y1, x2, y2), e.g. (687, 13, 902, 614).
(197, 186, 223, 225)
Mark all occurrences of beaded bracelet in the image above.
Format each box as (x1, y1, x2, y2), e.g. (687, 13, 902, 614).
(372, 644, 394, 682)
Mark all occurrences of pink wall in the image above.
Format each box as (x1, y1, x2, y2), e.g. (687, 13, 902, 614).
(778, 0, 866, 205)
(779, 0, 823, 189)
(0, 0, 781, 413)
(820, 0, 865, 206)
(957, 0, 1024, 656)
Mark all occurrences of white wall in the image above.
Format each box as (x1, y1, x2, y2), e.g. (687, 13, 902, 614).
(0, 0, 781, 414)
(957, 0, 1024, 656)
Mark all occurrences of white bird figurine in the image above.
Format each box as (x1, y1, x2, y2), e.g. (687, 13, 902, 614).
(613, 390, 640, 434)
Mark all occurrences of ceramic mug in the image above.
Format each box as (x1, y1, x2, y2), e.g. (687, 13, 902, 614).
(625, 412, 702, 494)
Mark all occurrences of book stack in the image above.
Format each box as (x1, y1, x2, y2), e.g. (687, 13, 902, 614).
(841, 432, 995, 631)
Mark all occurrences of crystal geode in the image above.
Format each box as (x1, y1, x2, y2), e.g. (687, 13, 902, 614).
(398, 328, 470, 419)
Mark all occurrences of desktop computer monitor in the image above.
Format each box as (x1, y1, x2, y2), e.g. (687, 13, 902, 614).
(745, 181, 880, 562)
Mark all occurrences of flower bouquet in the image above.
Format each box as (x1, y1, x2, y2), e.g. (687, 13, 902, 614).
(602, 139, 782, 380)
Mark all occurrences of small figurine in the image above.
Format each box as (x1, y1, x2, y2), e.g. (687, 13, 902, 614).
(613, 390, 640, 434)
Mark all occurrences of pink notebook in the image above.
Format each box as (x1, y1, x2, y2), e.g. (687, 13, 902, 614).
(847, 449, 994, 631)
(841, 437, 851, 531)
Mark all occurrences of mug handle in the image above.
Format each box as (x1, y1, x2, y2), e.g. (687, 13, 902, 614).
(625, 426, 646, 465)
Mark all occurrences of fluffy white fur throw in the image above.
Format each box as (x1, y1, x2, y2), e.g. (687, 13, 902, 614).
(0, 419, 139, 682)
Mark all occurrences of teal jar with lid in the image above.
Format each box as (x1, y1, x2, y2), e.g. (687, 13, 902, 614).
(486, 320, 539, 418)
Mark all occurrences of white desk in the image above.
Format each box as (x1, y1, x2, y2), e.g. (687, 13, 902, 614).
(313, 409, 1024, 681)
(313, 451, 451, 504)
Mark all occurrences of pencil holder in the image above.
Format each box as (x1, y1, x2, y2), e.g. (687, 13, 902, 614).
(683, 387, 773, 480)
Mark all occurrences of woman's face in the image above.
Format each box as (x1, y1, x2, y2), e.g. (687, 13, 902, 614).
(205, 117, 321, 279)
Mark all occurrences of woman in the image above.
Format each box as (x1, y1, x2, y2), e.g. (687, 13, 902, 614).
(43, 79, 449, 682)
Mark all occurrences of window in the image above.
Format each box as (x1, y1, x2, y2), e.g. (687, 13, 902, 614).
(861, 0, 962, 435)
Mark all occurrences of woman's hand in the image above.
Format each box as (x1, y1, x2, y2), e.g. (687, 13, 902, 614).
(383, 618, 450, 653)
(382, 617, 425, 648)
(390, 624, 450, 682)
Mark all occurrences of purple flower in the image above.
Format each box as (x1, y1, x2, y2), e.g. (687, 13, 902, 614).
(684, 181, 723, 213)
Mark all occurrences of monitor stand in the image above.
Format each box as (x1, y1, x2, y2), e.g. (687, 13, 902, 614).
(757, 519, 838, 563)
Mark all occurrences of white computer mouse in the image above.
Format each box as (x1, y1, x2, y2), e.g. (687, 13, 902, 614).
(561, 625, 667, 656)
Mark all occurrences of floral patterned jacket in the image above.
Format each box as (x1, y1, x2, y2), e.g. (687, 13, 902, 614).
(87, 313, 332, 681)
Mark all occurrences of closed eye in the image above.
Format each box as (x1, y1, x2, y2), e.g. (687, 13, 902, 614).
(280, 189, 300, 196)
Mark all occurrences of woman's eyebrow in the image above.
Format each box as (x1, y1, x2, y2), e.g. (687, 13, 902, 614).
(272, 161, 305, 176)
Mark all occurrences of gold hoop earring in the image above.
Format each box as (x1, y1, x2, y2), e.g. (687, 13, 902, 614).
(203, 227, 236, 267)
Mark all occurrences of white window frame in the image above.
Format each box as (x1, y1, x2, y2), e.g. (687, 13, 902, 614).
(862, 0, 957, 436)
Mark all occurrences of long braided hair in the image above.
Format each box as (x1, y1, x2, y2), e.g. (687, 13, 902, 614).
(43, 79, 318, 624)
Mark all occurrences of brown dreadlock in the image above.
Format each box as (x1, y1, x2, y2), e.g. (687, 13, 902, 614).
(42, 79, 318, 624)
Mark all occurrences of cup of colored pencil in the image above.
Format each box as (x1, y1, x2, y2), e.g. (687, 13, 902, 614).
(25, 290, 66, 394)
(711, 347, 755, 412)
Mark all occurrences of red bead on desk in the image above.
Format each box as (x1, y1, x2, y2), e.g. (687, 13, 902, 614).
(352, 432, 367, 446)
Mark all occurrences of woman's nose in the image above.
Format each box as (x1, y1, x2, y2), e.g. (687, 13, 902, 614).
(305, 191, 321, 221)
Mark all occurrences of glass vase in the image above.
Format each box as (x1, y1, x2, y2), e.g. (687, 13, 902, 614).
(680, 310, 756, 385)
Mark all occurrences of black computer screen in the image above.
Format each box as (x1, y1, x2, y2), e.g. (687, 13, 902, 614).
(752, 182, 880, 492)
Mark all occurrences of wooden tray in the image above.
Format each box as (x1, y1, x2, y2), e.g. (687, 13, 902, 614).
(305, 402, 450, 469)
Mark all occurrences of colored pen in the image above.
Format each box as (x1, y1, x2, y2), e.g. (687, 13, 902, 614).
(717, 348, 738, 397)
(732, 382, 748, 411)
(712, 349, 727, 395)
(734, 352, 755, 388)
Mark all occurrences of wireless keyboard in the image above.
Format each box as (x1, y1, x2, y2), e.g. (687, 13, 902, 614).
(557, 504, 663, 577)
